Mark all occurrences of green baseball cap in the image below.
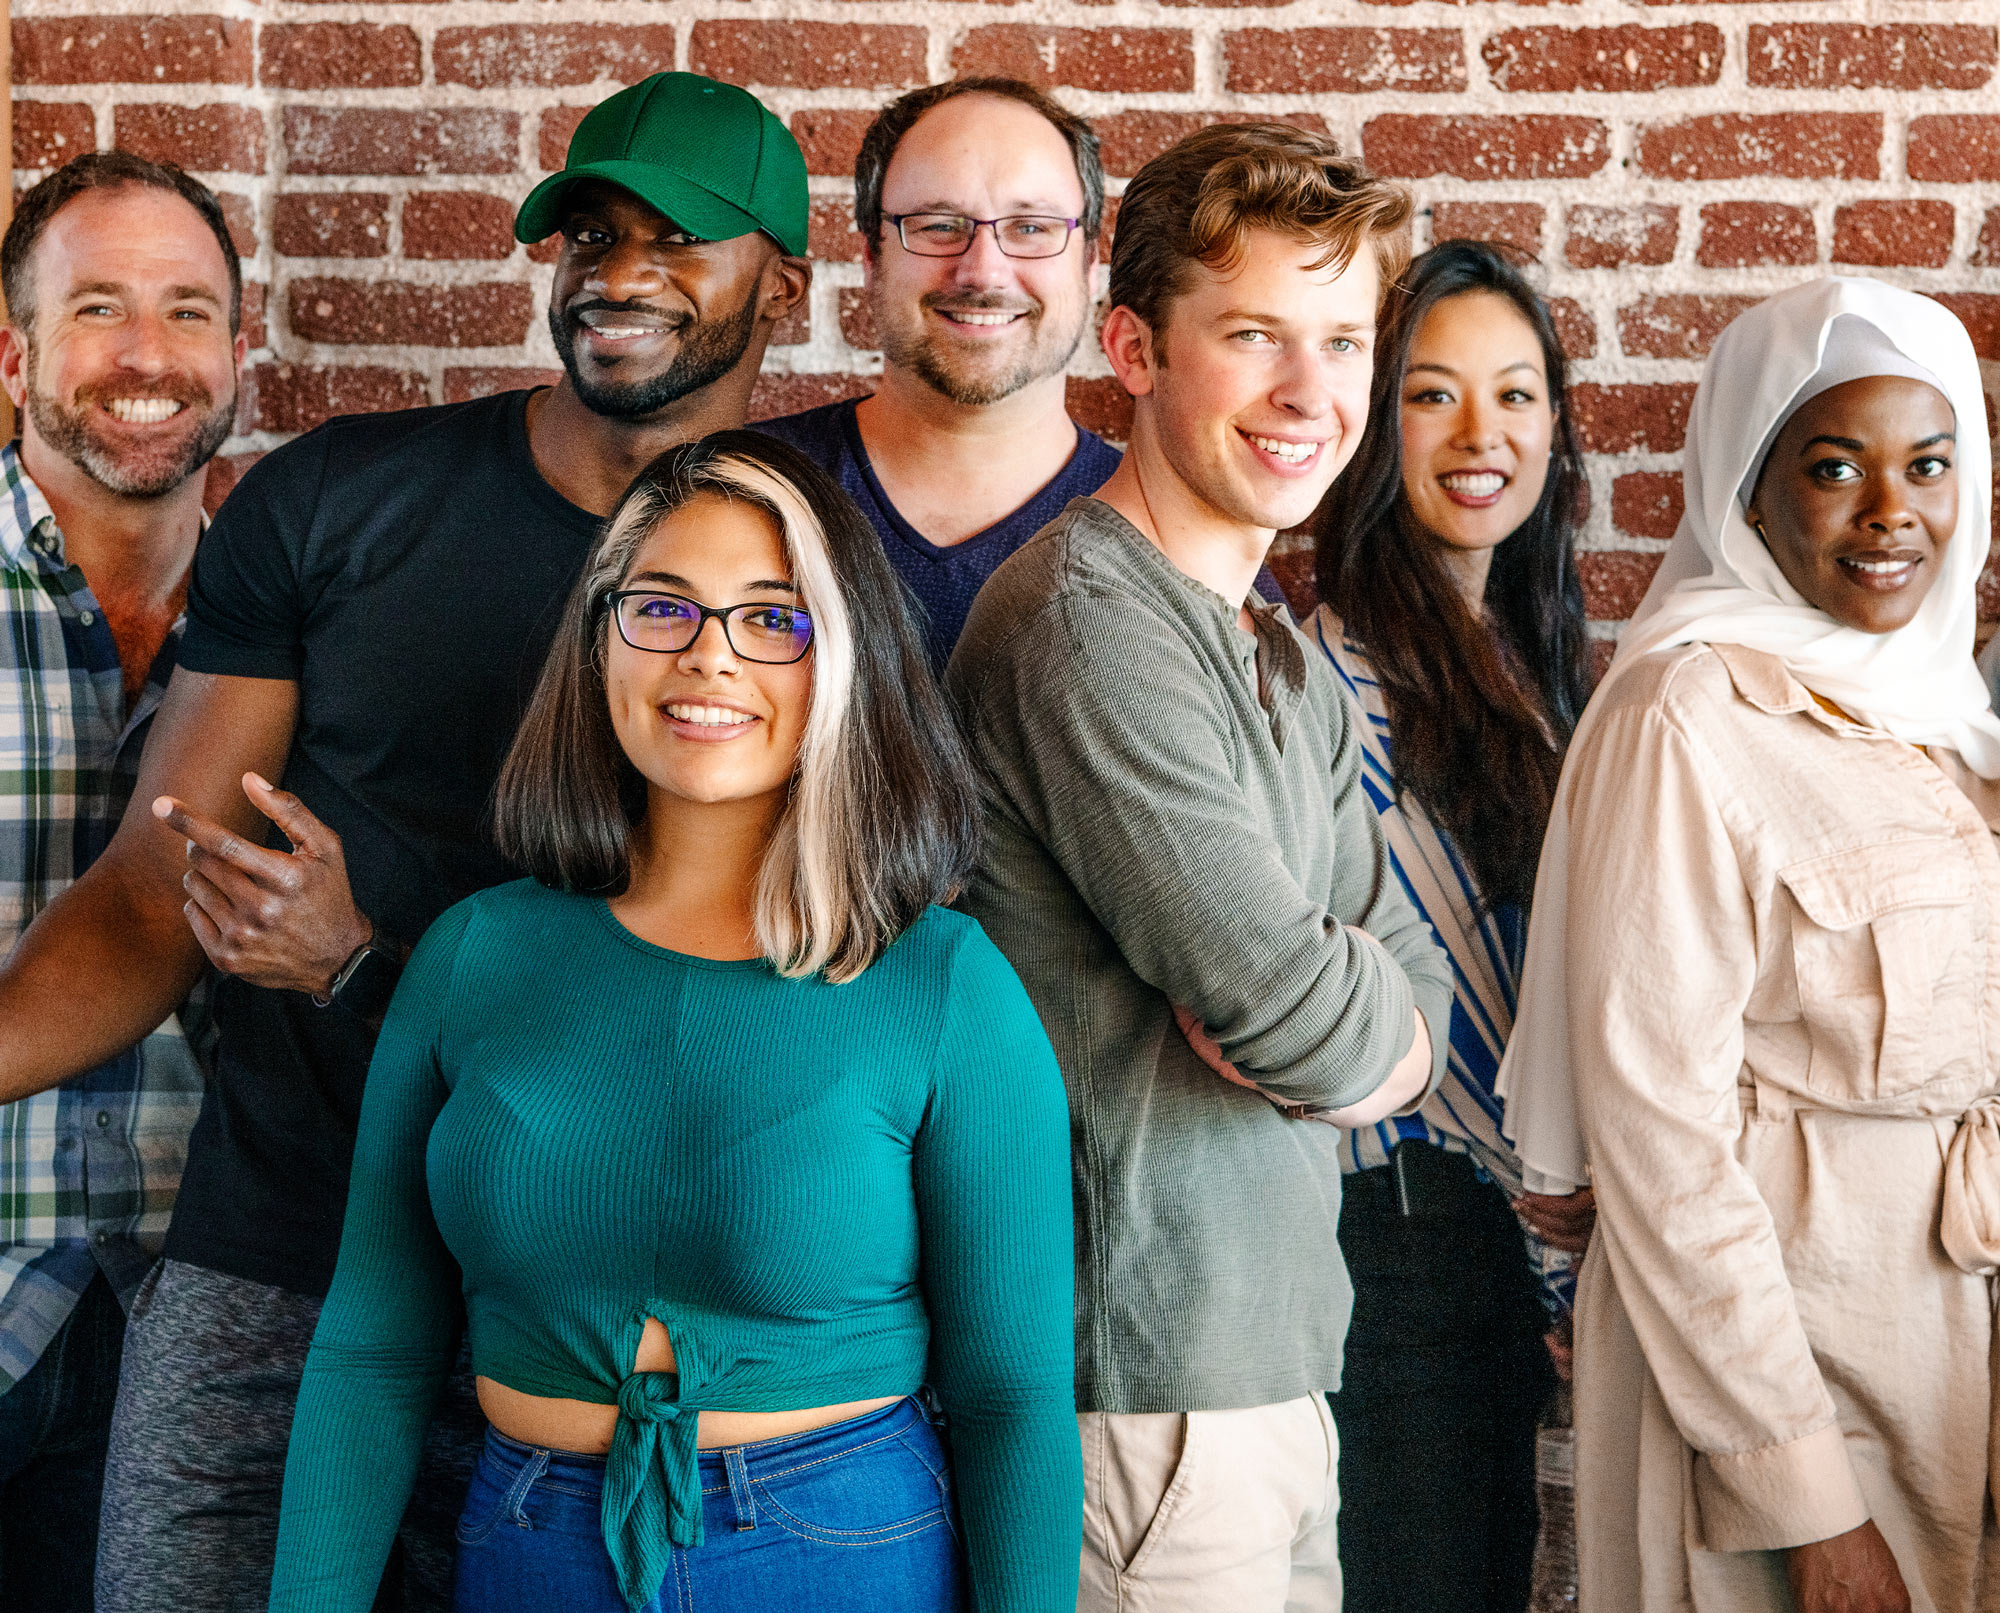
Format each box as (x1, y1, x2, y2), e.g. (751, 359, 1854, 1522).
(515, 72, 808, 256)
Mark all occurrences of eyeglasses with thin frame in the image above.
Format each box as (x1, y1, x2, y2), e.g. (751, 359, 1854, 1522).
(604, 590, 814, 664)
(887, 213, 1081, 260)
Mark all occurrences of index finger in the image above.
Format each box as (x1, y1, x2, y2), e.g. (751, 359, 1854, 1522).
(152, 795, 291, 881)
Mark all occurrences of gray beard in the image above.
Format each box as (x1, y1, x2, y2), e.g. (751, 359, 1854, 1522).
(27, 368, 235, 500)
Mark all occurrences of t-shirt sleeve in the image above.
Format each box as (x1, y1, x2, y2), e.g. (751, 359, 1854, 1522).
(268, 901, 474, 1613)
(180, 427, 332, 680)
(913, 924, 1081, 1613)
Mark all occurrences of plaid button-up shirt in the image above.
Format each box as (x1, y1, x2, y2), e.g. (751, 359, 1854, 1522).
(0, 442, 205, 1391)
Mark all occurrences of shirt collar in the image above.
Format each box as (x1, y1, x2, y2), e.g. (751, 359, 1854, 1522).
(0, 442, 63, 572)
(1711, 641, 1869, 735)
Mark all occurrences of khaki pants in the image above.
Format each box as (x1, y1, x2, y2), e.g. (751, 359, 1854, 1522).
(1078, 1394, 1342, 1613)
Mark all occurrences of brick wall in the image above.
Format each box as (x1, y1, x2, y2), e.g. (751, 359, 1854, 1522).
(14, 0, 2000, 638)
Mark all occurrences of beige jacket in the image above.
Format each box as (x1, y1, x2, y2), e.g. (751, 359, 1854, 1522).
(1564, 641, 2000, 1613)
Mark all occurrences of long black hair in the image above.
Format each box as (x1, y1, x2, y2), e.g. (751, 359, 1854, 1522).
(1314, 240, 1591, 910)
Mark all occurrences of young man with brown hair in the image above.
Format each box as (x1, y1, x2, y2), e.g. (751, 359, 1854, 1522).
(945, 123, 1451, 1612)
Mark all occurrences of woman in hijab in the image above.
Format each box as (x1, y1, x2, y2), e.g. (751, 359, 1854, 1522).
(1499, 276, 2000, 1613)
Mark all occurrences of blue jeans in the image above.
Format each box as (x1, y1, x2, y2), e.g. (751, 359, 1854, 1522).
(452, 1397, 968, 1613)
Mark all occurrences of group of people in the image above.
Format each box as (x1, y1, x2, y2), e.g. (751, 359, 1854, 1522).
(0, 58, 1992, 1613)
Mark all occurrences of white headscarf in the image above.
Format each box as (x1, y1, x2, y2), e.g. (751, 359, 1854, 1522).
(1498, 276, 1999, 1193)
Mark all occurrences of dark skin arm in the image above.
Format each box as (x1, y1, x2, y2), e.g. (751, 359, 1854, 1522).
(0, 670, 300, 1103)
(1788, 1521, 1911, 1613)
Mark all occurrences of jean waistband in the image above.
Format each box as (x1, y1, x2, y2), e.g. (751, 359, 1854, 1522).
(481, 1394, 929, 1489)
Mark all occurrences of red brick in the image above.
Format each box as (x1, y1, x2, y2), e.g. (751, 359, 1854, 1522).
(1363, 116, 1609, 181)
(1431, 201, 1542, 259)
(1262, 549, 1317, 621)
(952, 27, 1193, 93)
(114, 104, 265, 174)
(526, 236, 563, 266)
(260, 23, 419, 89)
(217, 193, 257, 259)
(1695, 202, 1816, 269)
(790, 110, 876, 178)
(1569, 383, 1696, 454)
(1548, 297, 1596, 361)
(273, 193, 389, 258)
(838, 288, 876, 351)
(1067, 377, 1133, 445)
(1931, 294, 2000, 362)
(747, 373, 871, 423)
(241, 280, 266, 350)
(16, 16, 252, 85)
(443, 367, 562, 405)
(284, 108, 519, 177)
(539, 107, 590, 173)
(435, 25, 677, 90)
(1094, 111, 1329, 178)
(812, 198, 864, 263)
(1908, 117, 2000, 183)
(1612, 472, 1684, 542)
(1636, 114, 1880, 181)
(1580, 552, 1665, 622)
(1973, 209, 2000, 269)
(248, 362, 428, 435)
(1224, 29, 1464, 94)
(1747, 24, 1995, 91)
(203, 451, 259, 520)
(772, 307, 810, 349)
(1832, 201, 1954, 269)
(13, 101, 94, 171)
(694, 22, 926, 91)
(1564, 204, 1675, 270)
(289, 278, 534, 348)
(1618, 295, 1760, 361)
(1484, 25, 1721, 93)
(403, 192, 516, 261)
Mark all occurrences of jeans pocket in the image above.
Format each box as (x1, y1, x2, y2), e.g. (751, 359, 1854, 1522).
(456, 1442, 551, 1547)
(454, 1470, 512, 1548)
(753, 1428, 950, 1547)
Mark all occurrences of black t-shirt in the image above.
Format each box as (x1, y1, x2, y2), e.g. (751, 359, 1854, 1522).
(169, 390, 601, 1296)
(750, 398, 1121, 668)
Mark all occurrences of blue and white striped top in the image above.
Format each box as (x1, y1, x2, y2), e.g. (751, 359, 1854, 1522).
(1310, 606, 1572, 1311)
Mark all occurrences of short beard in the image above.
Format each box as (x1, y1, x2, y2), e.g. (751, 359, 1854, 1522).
(876, 288, 1088, 408)
(549, 291, 760, 420)
(26, 358, 235, 500)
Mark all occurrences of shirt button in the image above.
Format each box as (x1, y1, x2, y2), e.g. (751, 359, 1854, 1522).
(95, 1111, 110, 1128)
(79, 610, 95, 626)
(92, 1230, 107, 1247)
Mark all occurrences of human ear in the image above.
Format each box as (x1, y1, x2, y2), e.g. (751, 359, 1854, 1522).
(761, 253, 812, 327)
(1100, 304, 1157, 399)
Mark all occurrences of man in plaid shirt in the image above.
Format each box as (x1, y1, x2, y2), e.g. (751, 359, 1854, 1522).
(0, 152, 244, 1607)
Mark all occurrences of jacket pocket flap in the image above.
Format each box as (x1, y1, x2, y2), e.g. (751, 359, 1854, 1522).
(1779, 838, 1970, 931)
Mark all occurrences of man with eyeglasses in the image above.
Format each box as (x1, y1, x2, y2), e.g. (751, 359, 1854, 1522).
(0, 72, 808, 1609)
(752, 78, 1120, 669)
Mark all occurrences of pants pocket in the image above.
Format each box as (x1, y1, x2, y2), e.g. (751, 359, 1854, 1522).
(1091, 1411, 1198, 1581)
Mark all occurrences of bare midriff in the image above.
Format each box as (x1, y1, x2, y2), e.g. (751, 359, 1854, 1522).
(475, 1317, 900, 1455)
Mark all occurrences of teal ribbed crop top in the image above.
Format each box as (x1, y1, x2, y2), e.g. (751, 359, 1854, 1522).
(268, 881, 1080, 1611)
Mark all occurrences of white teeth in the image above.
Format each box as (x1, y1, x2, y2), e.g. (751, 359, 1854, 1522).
(1246, 434, 1318, 465)
(591, 326, 653, 339)
(1845, 558, 1914, 575)
(943, 311, 1018, 326)
(1442, 472, 1506, 496)
(107, 398, 184, 424)
(665, 703, 754, 728)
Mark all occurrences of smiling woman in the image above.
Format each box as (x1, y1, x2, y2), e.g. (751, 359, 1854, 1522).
(267, 432, 1082, 1613)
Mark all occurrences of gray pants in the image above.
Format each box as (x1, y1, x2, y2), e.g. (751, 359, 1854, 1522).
(96, 1259, 482, 1612)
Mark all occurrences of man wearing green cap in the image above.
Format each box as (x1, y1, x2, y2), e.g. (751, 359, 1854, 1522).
(0, 72, 807, 1610)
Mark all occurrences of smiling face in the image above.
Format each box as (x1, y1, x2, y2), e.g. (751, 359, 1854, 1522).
(548, 182, 784, 420)
(8, 183, 243, 499)
(1126, 227, 1379, 536)
(866, 93, 1093, 407)
(605, 490, 814, 815)
(1399, 290, 1555, 560)
(1745, 375, 1958, 635)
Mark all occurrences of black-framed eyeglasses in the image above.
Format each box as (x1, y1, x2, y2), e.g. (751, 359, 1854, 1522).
(604, 590, 814, 664)
(887, 213, 1081, 260)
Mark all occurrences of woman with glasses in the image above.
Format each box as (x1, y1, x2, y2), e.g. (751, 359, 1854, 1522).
(266, 432, 1081, 1613)
(1307, 240, 1595, 1613)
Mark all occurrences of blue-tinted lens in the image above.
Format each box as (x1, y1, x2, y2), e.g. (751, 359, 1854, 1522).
(617, 593, 700, 649)
(730, 604, 813, 661)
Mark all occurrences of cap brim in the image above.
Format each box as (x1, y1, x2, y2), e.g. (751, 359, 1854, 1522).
(514, 160, 774, 249)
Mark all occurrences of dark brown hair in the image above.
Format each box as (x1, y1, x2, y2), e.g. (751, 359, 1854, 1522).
(1314, 239, 1591, 911)
(1108, 122, 1411, 337)
(3, 151, 242, 334)
(853, 78, 1105, 255)
(494, 431, 980, 983)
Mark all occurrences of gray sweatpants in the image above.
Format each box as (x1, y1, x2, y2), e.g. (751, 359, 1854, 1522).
(95, 1259, 482, 1612)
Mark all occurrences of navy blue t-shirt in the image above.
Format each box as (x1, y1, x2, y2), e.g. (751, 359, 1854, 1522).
(751, 398, 1121, 668)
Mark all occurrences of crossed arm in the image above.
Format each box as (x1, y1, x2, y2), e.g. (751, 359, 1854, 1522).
(0, 668, 372, 1104)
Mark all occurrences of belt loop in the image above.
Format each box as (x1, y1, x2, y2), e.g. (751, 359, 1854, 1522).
(723, 1446, 756, 1532)
(503, 1446, 551, 1529)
